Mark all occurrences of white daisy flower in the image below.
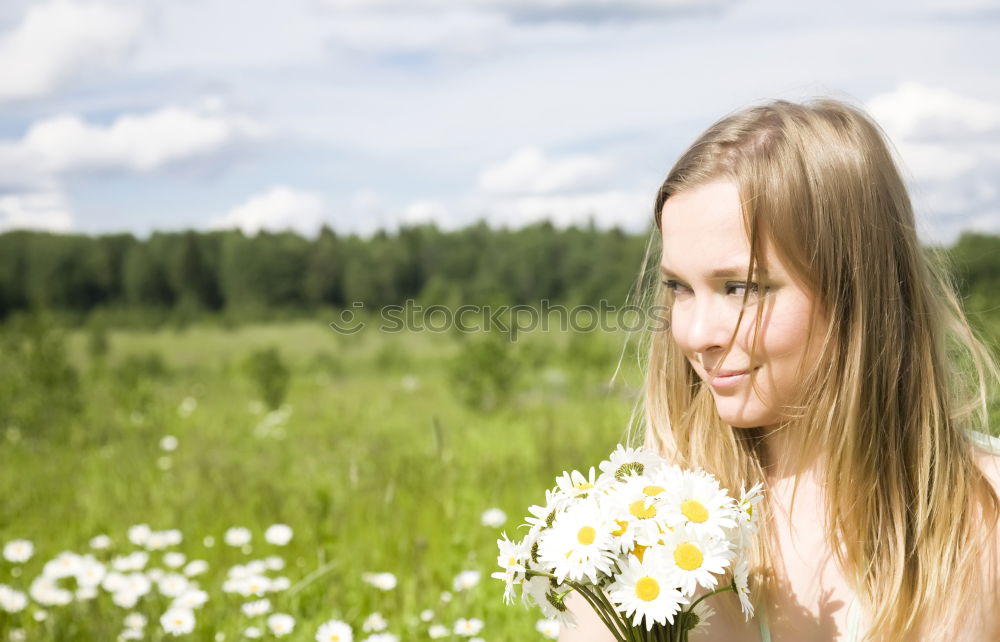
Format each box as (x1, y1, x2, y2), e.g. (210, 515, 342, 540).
(244, 625, 263, 638)
(535, 618, 560, 639)
(270, 576, 291, 592)
(33, 609, 48, 622)
(267, 613, 295, 636)
(242, 598, 272, 617)
(537, 498, 617, 585)
(89, 534, 111, 550)
(608, 552, 688, 630)
(521, 575, 576, 628)
(124, 612, 147, 629)
(491, 533, 527, 604)
(183, 559, 208, 577)
(160, 607, 195, 635)
(43, 551, 83, 578)
(3, 540, 33, 564)
(611, 476, 671, 545)
(733, 557, 754, 619)
(164, 530, 183, 546)
(661, 471, 737, 538)
(452, 570, 480, 592)
(362, 612, 387, 633)
(440, 590, 452, 603)
(597, 444, 665, 483)
(29, 576, 72, 606)
(480, 507, 506, 528)
(315, 620, 353, 642)
(453, 618, 484, 636)
(660, 527, 733, 595)
(363, 634, 398, 642)
(160, 435, 178, 451)
(553, 467, 611, 506)
(419, 609, 434, 622)
(0, 585, 28, 613)
(164, 552, 186, 569)
(128, 524, 152, 547)
(76, 586, 98, 600)
(235, 575, 271, 597)
(428, 624, 448, 638)
(74, 555, 106, 587)
(362, 572, 397, 591)
(265, 555, 285, 571)
(173, 588, 209, 610)
(120, 629, 143, 640)
(686, 600, 716, 638)
(738, 483, 764, 534)
(158, 573, 190, 598)
(9, 629, 25, 642)
(264, 524, 293, 546)
(224, 527, 251, 547)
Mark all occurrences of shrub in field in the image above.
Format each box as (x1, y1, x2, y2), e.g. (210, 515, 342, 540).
(449, 330, 521, 412)
(243, 347, 290, 411)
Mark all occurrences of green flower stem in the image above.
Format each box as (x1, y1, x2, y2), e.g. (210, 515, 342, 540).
(523, 570, 630, 642)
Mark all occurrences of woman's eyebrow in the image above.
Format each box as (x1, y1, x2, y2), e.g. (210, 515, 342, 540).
(659, 264, 766, 279)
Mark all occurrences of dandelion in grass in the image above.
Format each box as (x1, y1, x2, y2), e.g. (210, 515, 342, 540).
(264, 524, 293, 546)
(660, 526, 732, 595)
(362, 612, 388, 633)
(3, 540, 33, 563)
(160, 607, 196, 635)
(267, 613, 295, 636)
(608, 552, 688, 630)
(536, 618, 560, 639)
(428, 624, 448, 638)
(453, 618, 484, 636)
(662, 471, 737, 539)
(315, 619, 353, 642)
(537, 498, 617, 584)
(480, 507, 506, 528)
(452, 570, 480, 592)
(224, 527, 251, 547)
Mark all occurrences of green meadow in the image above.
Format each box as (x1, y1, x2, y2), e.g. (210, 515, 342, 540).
(0, 315, 643, 641)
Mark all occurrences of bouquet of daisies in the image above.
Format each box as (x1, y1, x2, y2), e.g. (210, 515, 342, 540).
(493, 445, 762, 642)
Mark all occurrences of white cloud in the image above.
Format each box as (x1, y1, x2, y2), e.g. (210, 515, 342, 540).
(0, 100, 267, 181)
(209, 186, 327, 237)
(0, 190, 74, 232)
(480, 189, 651, 231)
(869, 82, 1000, 141)
(0, 0, 142, 102)
(400, 200, 452, 227)
(478, 147, 615, 195)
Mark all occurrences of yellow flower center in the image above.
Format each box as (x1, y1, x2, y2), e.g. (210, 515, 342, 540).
(611, 520, 628, 536)
(629, 500, 656, 519)
(575, 483, 594, 491)
(577, 526, 596, 546)
(681, 499, 709, 523)
(630, 544, 647, 563)
(635, 576, 660, 602)
(643, 485, 665, 496)
(674, 542, 704, 571)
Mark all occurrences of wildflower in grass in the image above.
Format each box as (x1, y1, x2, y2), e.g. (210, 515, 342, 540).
(43, 551, 83, 578)
(172, 588, 209, 609)
(440, 590, 452, 603)
(160, 607, 195, 635)
(491, 532, 527, 604)
(428, 624, 448, 638)
(362, 572, 397, 591)
(34, 609, 48, 622)
(128, 524, 152, 547)
(164, 530, 182, 546)
(121, 628, 143, 640)
(29, 576, 72, 606)
(315, 619, 352, 642)
(75, 555, 107, 587)
(76, 586, 98, 600)
(124, 613, 147, 629)
(480, 508, 506, 528)
(183, 560, 209, 577)
(245, 625, 263, 638)
(165, 552, 186, 568)
(553, 467, 608, 505)
(158, 573, 190, 598)
(90, 534, 111, 550)
(267, 613, 295, 636)
(453, 618, 484, 636)
(3, 540, 33, 563)
(112, 551, 149, 572)
(265, 555, 285, 571)
(0, 585, 28, 613)
(536, 618, 560, 639)
(362, 612, 387, 632)
(8, 629, 25, 642)
(148, 568, 165, 582)
(264, 524, 293, 546)
(178, 396, 197, 417)
(363, 634, 398, 642)
(419, 609, 434, 622)
(242, 598, 272, 616)
(608, 551, 688, 630)
(160, 435, 178, 451)
(452, 570, 480, 592)
(224, 527, 251, 547)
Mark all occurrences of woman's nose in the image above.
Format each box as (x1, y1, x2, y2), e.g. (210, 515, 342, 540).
(677, 296, 734, 355)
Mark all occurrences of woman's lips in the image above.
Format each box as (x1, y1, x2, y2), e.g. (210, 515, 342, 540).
(707, 367, 758, 390)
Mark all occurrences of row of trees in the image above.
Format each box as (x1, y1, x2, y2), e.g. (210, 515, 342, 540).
(0, 223, 650, 319)
(0, 224, 998, 324)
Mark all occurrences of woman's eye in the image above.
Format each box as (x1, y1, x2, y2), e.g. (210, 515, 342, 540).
(726, 282, 764, 297)
(661, 279, 691, 294)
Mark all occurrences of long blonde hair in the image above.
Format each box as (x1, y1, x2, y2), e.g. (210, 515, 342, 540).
(625, 98, 1000, 639)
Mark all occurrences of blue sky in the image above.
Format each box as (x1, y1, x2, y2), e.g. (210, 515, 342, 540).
(1, 0, 998, 242)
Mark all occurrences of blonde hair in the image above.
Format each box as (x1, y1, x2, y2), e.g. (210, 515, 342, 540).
(623, 98, 1000, 639)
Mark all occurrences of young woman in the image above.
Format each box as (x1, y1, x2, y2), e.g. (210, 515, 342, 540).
(561, 99, 1000, 641)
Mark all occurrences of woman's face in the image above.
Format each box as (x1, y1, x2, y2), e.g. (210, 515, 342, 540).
(659, 180, 824, 429)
